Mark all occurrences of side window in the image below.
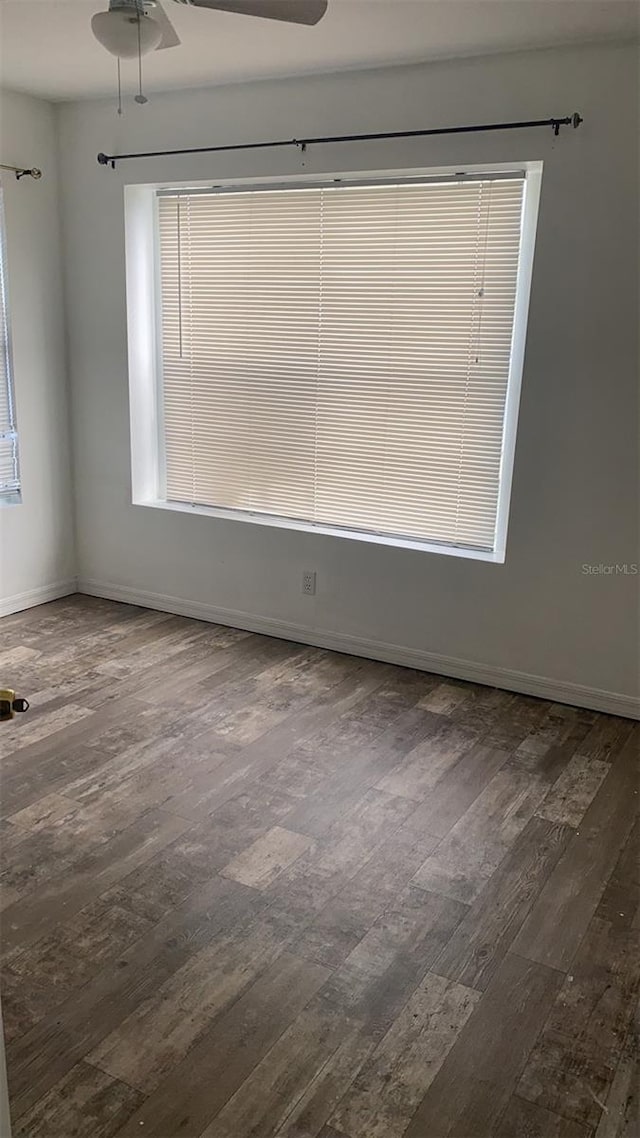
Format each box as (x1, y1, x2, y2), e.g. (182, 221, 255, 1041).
(0, 190, 20, 504)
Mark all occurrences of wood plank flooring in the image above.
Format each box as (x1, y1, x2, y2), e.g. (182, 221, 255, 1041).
(1, 595, 638, 1138)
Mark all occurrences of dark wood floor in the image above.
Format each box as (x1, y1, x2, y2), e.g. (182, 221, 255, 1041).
(0, 595, 638, 1138)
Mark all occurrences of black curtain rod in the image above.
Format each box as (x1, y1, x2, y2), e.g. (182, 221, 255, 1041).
(97, 112, 583, 169)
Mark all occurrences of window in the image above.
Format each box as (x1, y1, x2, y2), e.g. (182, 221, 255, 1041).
(0, 191, 19, 504)
(135, 167, 540, 558)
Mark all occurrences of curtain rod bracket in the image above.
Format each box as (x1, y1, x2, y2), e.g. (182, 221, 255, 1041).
(96, 112, 583, 169)
(0, 164, 42, 180)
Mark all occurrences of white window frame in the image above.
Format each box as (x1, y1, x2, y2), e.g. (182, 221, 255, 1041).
(125, 161, 542, 562)
(0, 188, 20, 507)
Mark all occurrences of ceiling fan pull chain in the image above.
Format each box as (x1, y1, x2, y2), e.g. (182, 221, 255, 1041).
(117, 55, 123, 115)
(135, 12, 149, 104)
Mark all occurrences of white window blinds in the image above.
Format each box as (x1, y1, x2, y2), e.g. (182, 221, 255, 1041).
(0, 194, 19, 498)
(157, 175, 525, 550)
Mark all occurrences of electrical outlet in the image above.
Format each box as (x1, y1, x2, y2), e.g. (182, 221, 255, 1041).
(302, 570, 316, 596)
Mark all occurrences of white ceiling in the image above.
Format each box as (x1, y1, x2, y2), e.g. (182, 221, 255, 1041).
(0, 0, 637, 101)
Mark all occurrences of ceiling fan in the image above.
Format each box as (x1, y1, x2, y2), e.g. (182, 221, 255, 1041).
(92, 0, 329, 60)
(92, 0, 328, 108)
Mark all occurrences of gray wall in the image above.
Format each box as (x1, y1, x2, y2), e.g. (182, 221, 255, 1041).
(0, 89, 76, 613)
(57, 42, 639, 713)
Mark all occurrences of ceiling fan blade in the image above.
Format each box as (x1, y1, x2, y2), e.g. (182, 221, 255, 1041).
(173, 0, 328, 26)
(151, 0, 182, 47)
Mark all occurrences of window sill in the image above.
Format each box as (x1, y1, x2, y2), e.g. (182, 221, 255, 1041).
(0, 490, 21, 508)
(136, 498, 506, 563)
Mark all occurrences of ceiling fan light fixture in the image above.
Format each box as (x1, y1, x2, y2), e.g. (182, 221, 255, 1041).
(91, 8, 163, 58)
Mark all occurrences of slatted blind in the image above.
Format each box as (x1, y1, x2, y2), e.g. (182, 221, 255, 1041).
(0, 192, 19, 497)
(158, 176, 525, 549)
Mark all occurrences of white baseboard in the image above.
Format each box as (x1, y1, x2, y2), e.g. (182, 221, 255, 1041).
(78, 578, 639, 720)
(0, 578, 78, 618)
